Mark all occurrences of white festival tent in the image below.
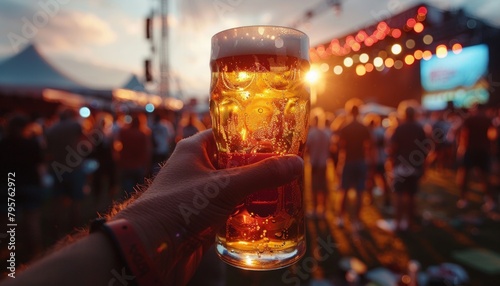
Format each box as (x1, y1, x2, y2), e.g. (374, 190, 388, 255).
(0, 44, 112, 108)
(0, 44, 182, 110)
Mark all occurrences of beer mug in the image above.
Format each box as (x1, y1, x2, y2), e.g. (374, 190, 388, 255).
(210, 25, 310, 270)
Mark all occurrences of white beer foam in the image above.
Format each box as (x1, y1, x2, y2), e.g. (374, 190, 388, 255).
(211, 26, 309, 61)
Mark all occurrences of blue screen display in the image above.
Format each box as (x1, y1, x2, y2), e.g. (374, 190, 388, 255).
(421, 44, 489, 110)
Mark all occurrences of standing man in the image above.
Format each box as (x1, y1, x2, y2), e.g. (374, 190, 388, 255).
(306, 113, 331, 218)
(45, 108, 86, 236)
(116, 113, 152, 197)
(457, 104, 497, 211)
(150, 112, 175, 175)
(389, 106, 428, 232)
(337, 101, 372, 231)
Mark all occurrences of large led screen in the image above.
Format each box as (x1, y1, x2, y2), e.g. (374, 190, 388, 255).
(421, 44, 489, 110)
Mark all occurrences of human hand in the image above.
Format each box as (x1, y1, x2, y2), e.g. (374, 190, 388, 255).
(114, 129, 304, 283)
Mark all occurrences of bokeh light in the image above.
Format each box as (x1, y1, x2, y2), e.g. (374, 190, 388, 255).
(406, 39, 415, 49)
(436, 44, 448, 58)
(344, 57, 354, 67)
(333, 65, 343, 75)
(423, 35, 433, 45)
(391, 29, 402, 38)
(365, 37, 375, 46)
(305, 69, 320, 84)
(356, 64, 366, 76)
(422, 50, 432, 60)
(452, 43, 463, 54)
(145, 103, 155, 113)
(79, 107, 91, 118)
(320, 63, 330, 72)
(418, 6, 427, 15)
(413, 22, 424, 33)
(417, 14, 426, 21)
(359, 53, 369, 63)
(373, 57, 384, 67)
(414, 50, 423, 60)
(391, 44, 402, 55)
(377, 21, 388, 32)
(375, 30, 386, 40)
(124, 115, 132, 124)
(385, 58, 394, 68)
(467, 19, 477, 29)
(404, 55, 415, 65)
(356, 31, 367, 42)
(365, 63, 374, 72)
(346, 35, 355, 46)
(406, 18, 416, 28)
(394, 60, 404, 69)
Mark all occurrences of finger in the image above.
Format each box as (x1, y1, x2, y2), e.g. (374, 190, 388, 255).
(172, 129, 216, 165)
(219, 155, 304, 206)
(175, 129, 214, 152)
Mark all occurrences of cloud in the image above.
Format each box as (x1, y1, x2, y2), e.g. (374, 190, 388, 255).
(0, 1, 117, 54)
(48, 54, 132, 88)
(123, 19, 142, 36)
(166, 0, 320, 97)
(0, 0, 32, 18)
(106, 12, 144, 37)
(85, 0, 117, 9)
(36, 10, 117, 51)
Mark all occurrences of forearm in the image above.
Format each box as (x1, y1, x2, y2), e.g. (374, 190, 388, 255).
(1, 232, 125, 286)
(112, 190, 205, 285)
(0, 130, 305, 286)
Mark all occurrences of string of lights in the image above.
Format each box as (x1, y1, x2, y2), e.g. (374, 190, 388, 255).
(309, 6, 465, 77)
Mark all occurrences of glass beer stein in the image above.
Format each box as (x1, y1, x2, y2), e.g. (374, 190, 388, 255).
(210, 25, 310, 270)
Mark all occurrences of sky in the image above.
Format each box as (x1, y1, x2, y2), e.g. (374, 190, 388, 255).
(0, 0, 498, 101)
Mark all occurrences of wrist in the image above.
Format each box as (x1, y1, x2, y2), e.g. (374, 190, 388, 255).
(112, 201, 181, 278)
(90, 218, 164, 285)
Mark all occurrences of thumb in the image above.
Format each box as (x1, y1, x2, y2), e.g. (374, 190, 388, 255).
(219, 155, 304, 206)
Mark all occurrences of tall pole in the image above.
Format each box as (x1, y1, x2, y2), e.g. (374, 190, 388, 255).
(159, 0, 169, 98)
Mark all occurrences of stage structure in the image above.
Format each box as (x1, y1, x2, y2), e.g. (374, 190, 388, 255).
(307, 3, 500, 112)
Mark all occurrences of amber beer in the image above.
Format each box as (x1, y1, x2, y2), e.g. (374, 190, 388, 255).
(210, 26, 310, 270)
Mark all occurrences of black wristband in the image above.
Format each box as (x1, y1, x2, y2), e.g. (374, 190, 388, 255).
(90, 217, 163, 286)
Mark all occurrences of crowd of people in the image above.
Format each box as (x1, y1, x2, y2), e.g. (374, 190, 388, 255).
(1, 99, 500, 283)
(0, 107, 207, 262)
(305, 99, 500, 232)
(0, 128, 303, 286)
